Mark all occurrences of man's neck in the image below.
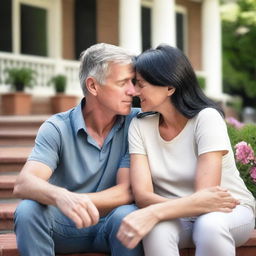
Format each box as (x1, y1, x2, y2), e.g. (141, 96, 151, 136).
(82, 99, 117, 148)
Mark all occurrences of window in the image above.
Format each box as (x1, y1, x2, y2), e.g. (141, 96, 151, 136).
(141, 1, 188, 54)
(141, 6, 151, 52)
(0, 0, 12, 52)
(21, 4, 47, 56)
(11, 0, 61, 57)
(75, 0, 97, 59)
(176, 6, 187, 53)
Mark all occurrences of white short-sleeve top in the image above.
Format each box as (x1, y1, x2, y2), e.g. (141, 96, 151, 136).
(129, 108, 255, 212)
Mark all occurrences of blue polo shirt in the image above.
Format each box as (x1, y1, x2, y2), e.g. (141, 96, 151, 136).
(28, 99, 140, 193)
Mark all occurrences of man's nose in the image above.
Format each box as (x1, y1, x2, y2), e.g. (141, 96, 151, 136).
(127, 81, 138, 96)
(127, 81, 141, 96)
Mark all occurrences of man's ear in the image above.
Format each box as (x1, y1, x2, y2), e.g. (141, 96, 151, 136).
(86, 77, 98, 96)
(167, 86, 176, 96)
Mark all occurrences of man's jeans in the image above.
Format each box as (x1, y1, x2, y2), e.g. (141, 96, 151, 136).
(14, 200, 143, 256)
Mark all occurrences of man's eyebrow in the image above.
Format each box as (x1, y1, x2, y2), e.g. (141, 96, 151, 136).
(116, 77, 133, 82)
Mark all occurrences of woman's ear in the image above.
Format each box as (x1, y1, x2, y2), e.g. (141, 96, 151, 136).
(86, 77, 98, 96)
(167, 86, 175, 96)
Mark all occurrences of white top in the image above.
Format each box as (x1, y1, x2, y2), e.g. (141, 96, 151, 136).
(129, 108, 255, 212)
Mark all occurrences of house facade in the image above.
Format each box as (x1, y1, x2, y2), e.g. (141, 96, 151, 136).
(0, 0, 223, 113)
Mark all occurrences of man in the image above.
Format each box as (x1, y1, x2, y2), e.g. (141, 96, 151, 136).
(14, 43, 143, 255)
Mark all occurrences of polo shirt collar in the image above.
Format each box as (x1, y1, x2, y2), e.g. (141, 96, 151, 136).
(72, 98, 125, 134)
(72, 98, 87, 133)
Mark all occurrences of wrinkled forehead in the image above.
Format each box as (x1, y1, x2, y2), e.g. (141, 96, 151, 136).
(105, 62, 135, 79)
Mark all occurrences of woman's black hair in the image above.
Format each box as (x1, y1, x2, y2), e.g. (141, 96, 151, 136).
(134, 44, 224, 118)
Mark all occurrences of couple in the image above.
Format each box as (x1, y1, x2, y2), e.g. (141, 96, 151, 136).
(14, 43, 255, 256)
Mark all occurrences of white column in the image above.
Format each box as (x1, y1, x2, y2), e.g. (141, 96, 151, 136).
(119, 0, 141, 54)
(152, 0, 176, 48)
(202, 0, 222, 98)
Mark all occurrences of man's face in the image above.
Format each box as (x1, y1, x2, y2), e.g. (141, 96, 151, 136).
(95, 63, 136, 115)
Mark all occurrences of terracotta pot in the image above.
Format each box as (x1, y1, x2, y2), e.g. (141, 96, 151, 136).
(1, 92, 32, 115)
(50, 94, 78, 113)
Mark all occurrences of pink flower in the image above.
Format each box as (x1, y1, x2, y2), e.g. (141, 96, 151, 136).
(250, 167, 256, 182)
(235, 141, 255, 164)
(226, 117, 244, 129)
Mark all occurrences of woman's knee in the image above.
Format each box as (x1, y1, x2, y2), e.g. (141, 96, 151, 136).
(193, 213, 230, 244)
(143, 220, 181, 256)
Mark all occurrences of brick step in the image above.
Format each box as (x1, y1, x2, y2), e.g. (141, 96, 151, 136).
(0, 175, 17, 199)
(0, 115, 48, 130)
(0, 233, 108, 256)
(0, 232, 256, 256)
(0, 202, 18, 231)
(0, 129, 37, 146)
(0, 147, 31, 173)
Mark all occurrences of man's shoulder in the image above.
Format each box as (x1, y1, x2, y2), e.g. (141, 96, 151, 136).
(44, 109, 74, 131)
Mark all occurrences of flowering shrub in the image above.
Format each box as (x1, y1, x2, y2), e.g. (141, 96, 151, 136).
(226, 119, 256, 198)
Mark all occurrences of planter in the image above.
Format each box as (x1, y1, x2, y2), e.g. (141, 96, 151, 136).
(1, 92, 32, 115)
(50, 94, 78, 113)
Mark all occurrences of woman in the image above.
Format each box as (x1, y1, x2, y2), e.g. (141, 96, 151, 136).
(117, 45, 255, 256)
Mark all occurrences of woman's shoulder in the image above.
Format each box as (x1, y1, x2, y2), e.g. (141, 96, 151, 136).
(196, 107, 223, 120)
(131, 112, 159, 128)
(135, 112, 159, 122)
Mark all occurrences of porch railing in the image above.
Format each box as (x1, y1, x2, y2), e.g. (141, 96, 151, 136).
(0, 52, 81, 96)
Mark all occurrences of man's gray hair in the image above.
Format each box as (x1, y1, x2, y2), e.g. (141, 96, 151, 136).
(79, 43, 135, 95)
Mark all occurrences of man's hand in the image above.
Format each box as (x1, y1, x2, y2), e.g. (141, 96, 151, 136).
(192, 186, 240, 214)
(55, 188, 100, 229)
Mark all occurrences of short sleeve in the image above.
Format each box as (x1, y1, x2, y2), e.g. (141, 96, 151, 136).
(129, 118, 146, 155)
(119, 148, 130, 168)
(195, 108, 230, 156)
(28, 121, 61, 171)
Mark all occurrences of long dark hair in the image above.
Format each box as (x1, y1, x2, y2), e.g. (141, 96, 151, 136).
(134, 44, 224, 118)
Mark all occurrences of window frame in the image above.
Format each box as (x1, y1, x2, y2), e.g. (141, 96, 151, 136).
(141, 0, 188, 54)
(12, 0, 62, 57)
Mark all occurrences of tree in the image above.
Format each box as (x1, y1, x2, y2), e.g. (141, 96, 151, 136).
(221, 0, 256, 108)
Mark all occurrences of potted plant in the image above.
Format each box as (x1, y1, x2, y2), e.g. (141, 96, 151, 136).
(48, 74, 78, 113)
(1, 67, 36, 115)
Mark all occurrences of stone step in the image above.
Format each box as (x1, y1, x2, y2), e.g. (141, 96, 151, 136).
(0, 202, 17, 232)
(0, 115, 48, 130)
(0, 231, 256, 256)
(0, 175, 17, 199)
(0, 233, 108, 256)
(0, 147, 31, 173)
(0, 129, 37, 146)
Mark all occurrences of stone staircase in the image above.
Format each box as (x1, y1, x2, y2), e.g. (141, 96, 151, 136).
(0, 115, 255, 256)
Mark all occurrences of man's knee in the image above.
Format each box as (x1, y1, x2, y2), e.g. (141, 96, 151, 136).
(14, 200, 49, 228)
(106, 204, 138, 232)
(111, 204, 138, 221)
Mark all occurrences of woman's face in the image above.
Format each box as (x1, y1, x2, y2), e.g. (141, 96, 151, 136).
(135, 72, 173, 112)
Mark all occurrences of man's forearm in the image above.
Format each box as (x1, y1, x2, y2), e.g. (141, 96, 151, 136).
(87, 183, 133, 216)
(13, 172, 65, 206)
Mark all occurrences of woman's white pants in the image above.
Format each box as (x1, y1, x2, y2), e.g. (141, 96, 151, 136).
(143, 205, 255, 256)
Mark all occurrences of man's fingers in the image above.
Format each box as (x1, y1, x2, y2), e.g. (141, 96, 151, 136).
(73, 204, 93, 228)
(85, 200, 100, 225)
(66, 210, 84, 228)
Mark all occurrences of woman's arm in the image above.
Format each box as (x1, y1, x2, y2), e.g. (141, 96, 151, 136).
(117, 186, 238, 249)
(195, 151, 226, 190)
(130, 154, 169, 207)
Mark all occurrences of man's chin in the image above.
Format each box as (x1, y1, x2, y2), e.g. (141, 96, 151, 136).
(119, 107, 132, 116)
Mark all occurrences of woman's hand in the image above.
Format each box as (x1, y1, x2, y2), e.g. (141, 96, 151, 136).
(191, 186, 240, 214)
(117, 206, 160, 249)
